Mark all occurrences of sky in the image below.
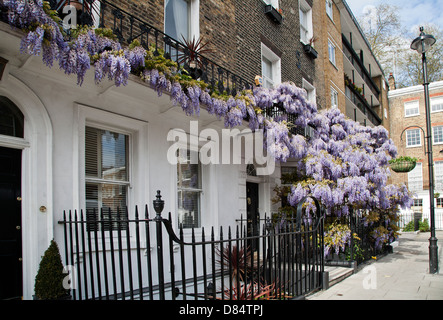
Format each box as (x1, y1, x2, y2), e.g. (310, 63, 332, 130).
(346, 0, 443, 36)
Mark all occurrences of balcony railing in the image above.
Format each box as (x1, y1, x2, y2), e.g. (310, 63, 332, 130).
(345, 81, 382, 126)
(342, 34, 380, 101)
(50, 0, 253, 96)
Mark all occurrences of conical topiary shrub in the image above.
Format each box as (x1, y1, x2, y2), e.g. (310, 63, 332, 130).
(34, 239, 71, 300)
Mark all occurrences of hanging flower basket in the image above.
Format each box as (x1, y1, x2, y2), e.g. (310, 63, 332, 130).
(389, 157, 418, 173)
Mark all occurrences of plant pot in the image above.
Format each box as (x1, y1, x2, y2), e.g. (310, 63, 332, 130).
(264, 5, 283, 24)
(390, 160, 416, 173)
(303, 44, 318, 59)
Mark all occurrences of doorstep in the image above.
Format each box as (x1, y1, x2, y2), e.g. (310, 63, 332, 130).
(324, 265, 355, 287)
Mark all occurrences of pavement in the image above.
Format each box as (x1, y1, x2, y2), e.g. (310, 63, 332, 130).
(307, 231, 443, 300)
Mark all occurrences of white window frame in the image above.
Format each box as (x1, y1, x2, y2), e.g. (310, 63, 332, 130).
(326, 0, 333, 20)
(263, 0, 279, 9)
(433, 126, 443, 145)
(303, 78, 316, 105)
(299, 0, 313, 45)
(435, 161, 443, 191)
(261, 43, 281, 89)
(75, 104, 149, 226)
(176, 149, 202, 229)
(328, 39, 336, 66)
(408, 162, 423, 192)
(404, 100, 420, 117)
(331, 86, 338, 108)
(431, 96, 443, 113)
(406, 128, 422, 148)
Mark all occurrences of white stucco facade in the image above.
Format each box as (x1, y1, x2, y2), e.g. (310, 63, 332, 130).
(0, 24, 283, 299)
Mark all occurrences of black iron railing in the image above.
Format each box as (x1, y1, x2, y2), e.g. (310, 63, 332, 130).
(342, 34, 380, 101)
(345, 81, 382, 126)
(58, 191, 326, 300)
(51, 0, 253, 96)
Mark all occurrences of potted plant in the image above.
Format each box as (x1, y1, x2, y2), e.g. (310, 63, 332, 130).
(34, 240, 71, 300)
(303, 36, 318, 59)
(177, 36, 213, 80)
(389, 156, 418, 173)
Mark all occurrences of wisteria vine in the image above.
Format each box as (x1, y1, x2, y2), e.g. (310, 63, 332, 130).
(2, 0, 413, 252)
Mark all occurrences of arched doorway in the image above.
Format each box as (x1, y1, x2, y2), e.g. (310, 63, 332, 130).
(0, 96, 24, 300)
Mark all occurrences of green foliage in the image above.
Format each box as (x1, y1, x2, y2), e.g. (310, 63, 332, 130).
(388, 156, 418, 164)
(34, 240, 70, 300)
(403, 219, 430, 232)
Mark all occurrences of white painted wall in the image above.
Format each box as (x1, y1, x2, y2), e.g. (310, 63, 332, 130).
(0, 26, 281, 299)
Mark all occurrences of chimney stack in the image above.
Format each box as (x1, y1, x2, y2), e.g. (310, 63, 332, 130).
(388, 73, 396, 90)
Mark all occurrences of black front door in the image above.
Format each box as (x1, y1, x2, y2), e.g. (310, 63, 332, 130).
(0, 147, 22, 300)
(246, 182, 259, 251)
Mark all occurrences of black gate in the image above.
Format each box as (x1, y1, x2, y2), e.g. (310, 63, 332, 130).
(58, 191, 326, 300)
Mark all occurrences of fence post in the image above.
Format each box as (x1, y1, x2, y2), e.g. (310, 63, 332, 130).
(153, 190, 165, 300)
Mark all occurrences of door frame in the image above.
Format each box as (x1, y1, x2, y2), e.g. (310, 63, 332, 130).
(0, 74, 53, 299)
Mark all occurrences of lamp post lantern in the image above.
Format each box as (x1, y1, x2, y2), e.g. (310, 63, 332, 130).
(411, 26, 439, 274)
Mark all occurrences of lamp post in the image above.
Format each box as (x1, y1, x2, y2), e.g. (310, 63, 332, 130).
(411, 26, 439, 274)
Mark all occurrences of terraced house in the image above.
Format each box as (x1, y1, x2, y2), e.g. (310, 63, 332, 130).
(0, 0, 390, 300)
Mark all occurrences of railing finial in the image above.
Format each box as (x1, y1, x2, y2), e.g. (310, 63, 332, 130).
(153, 190, 164, 219)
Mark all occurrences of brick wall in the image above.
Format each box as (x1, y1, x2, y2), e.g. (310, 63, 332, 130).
(313, 0, 344, 111)
(389, 83, 443, 188)
(373, 75, 390, 129)
(103, 0, 316, 90)
(229, 0, 316, 87)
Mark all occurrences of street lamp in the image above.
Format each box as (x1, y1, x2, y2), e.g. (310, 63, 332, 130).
(411, 26, 439, 274)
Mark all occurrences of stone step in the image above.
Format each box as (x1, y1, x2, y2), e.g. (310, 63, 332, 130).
(325, 266, 355, 287)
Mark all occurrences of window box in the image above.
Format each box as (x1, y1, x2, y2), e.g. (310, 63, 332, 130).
(264, 5, 283, 24)
(303, 44, 318, 59)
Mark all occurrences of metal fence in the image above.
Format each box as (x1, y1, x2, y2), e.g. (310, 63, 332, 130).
(58, 191, 327, 300)
(397, 210, 443, 231)
(323, 210, 393, 267)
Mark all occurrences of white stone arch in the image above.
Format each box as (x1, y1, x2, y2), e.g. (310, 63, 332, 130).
(0, 74, 53, 300)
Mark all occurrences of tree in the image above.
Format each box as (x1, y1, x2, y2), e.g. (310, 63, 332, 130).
(397, 24, 443, 87)
(358, 4, 443, 88)
(358, 3, 403, 80)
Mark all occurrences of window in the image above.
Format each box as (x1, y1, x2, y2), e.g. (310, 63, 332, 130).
(437, 198, 443, 208)
(0, 96, 24, 138)
(262, 56, 274, 88)
(263, 0, 279, 8)
(328, 40, 336, 65)
(412, 199, 423, 207)
(431, 96, 443, 113)
(331, 86, 338, 108)
(408, 163, 423, 192)
(326, 0, 333, 20)
(55, 0, 101, 28)
(177, 149, 202, 228)
(404, 100, 419, 117)
(165, 0, 199, 41)
(433, 126, 443, 144)
(299, 0, 313, 44)
(303, 79, 316, 104)
(261, 43, 281, 88)
(85, 126, 130, 230)
(435, 161, 443, 191)
(406, 128, 421, 147)
(165, 0, 189, 40)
